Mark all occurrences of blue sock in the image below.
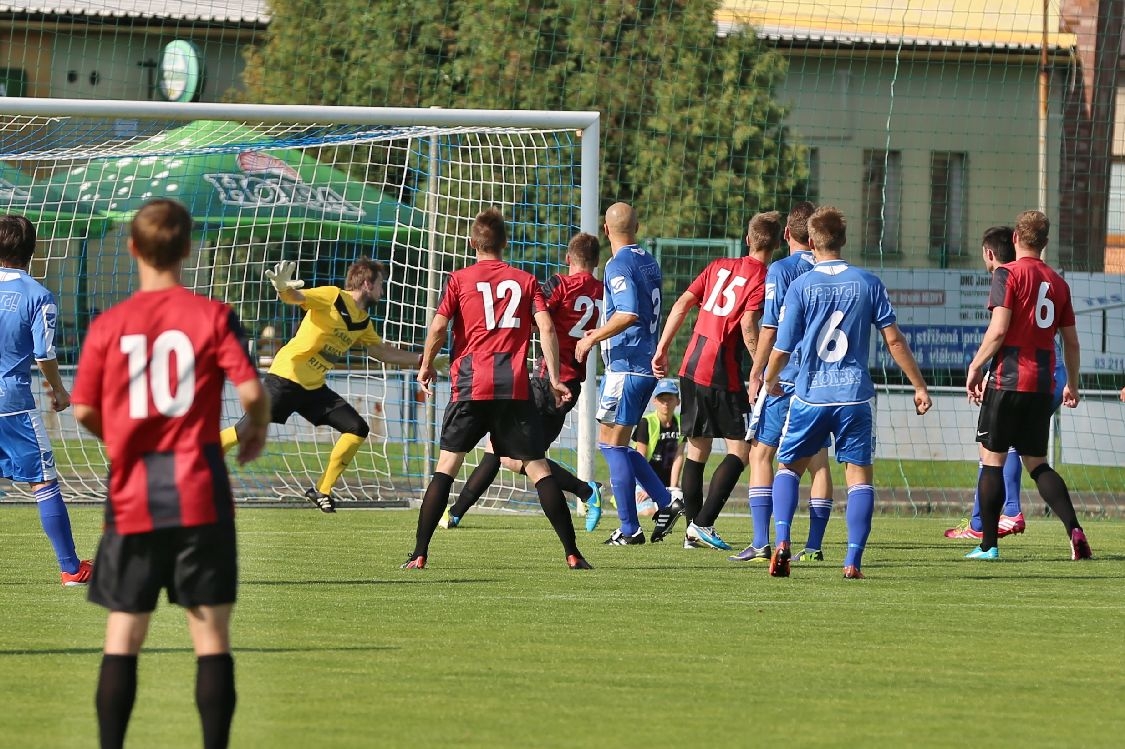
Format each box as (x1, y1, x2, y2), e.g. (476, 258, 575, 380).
(969, 462, 984, 532)
(748, 486, 772, 548)
(35, 482, 79, 574)
(806, 497, 833, 550)
(772, 468, 799, 545)
(600, 444, 640, 535)
(626, 449, 671, 509)
(844, 484, 875, 569)
(1002, 448, 1022, 517)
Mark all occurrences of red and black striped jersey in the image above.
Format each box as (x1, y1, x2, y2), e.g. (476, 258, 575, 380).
(534, 271, 603, 383)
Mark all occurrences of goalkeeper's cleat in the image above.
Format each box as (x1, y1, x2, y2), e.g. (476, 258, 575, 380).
(566, 554, 593, 570)
(998, 512, 1026, 537)
(61, 559, 93, 587)
(604, 528, 646, 545)
(842, 565, 866, 580)
(769, 542, 792, 577)
(943, 519, 982, 540)
(685, 522, 733, 551)
(400, 554, 426, 570)
(964, 546, 1000, 560)
(438, 508, 460, 529)
(729, 543, 771, 563)
(650, 498, 684, 543)
(1070, 528, 1093, 560)
(793, 548, 824, 562)
(584, 481, 603, 533)
(304, 487, 336, 513)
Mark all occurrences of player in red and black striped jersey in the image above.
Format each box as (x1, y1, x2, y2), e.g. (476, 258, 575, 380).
(443, 232, 606, 529)
(652, 211, 777, 550)
(966, 210, 1091, 561)
(405, 208, 591, 570)
(72, 200, 271, 749)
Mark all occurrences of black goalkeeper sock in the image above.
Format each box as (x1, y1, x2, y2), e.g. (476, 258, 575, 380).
(548, 459, 592, 500)
(413, 472, 455, 557)
(1029, 464, 1080, 534)
(682, 458, 706, 523)
(977, 465, 1004, 551)
(694, 454, 746, 527)
(196, 653, 237, 749)
(535, 476, 580, 557)
(96, 654, 138, 749)
(449, 453, 501, 517)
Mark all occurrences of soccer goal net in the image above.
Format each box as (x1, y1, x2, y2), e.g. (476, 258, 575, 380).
(0, 99, 600, 507)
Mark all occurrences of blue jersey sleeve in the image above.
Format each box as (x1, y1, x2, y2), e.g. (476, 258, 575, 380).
(870, 276, 896, 330)
(30, 289, 58, 361)
(605, 256, 639, 317)
(762, 266, 784, 328)
(774, 279, 806, 354)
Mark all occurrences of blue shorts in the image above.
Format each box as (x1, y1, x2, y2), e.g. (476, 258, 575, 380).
(0, 410, 59, 483)
(749, 386, 830, 452)
(597, 372, 658, 427)
(778, 398, 874, 466)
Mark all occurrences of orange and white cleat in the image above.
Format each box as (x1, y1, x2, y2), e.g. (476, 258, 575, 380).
(400, 554, 426, 570)
(61, 559, 93, 587)
(769, 542, 791, 578)
(842, 565, 865, 580)
(998, 512, 1026, 537)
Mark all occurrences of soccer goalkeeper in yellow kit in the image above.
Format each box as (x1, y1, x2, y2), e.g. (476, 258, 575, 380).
(221, 257, 440, 512)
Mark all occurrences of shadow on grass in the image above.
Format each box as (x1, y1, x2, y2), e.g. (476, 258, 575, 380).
(0, 645, 397, 656)
(244, 578, 499, 586)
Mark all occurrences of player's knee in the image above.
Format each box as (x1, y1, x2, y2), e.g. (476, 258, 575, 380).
(340, 416, 370, 440)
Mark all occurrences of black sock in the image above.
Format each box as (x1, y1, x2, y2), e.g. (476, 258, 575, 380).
(413, 472, 455, 557)
(1029, 464, 1080, 534)
(196, 653, 236, 749)
(682, 458, 706, 523)
(96, 654, 138, 749)
(535, 476, 580, 557)
(694, 454, 746, 527)
(548, 459, 592, 500)
(449, 454, 501, 517)
(977, 465, 1004, 551)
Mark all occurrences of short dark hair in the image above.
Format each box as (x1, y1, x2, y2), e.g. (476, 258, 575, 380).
(0, 214, 37, 267)
(747, 211, 783, 253)
(982, 226, 1015, 264)
(807, 206, 848, 252)
(567, 232, 600, 267)
(130, 199, 192, 270)
(345, 256, 386, 290)
(471, 207, 508, 253)
(786, 201, 816, 245)
(1015, 210, 1049, 252)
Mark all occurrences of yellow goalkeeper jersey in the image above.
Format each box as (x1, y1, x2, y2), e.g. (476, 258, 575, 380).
(269, 286, 382, 389)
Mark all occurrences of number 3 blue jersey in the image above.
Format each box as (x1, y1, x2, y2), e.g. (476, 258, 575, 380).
(601, 244, 662, 374)
(762, 249, 814, 386)
(0, 268, 58, 413)
(775, 259, 896, 405)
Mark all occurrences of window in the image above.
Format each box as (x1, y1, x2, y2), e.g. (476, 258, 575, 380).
(929, 152, 968, 263)
(862, 150, 901, 255)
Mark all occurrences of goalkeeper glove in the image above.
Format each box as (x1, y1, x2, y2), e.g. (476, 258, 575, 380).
(265, 260, 305, 294)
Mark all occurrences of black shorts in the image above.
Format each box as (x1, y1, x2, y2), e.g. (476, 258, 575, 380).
(258, 373, 368, 436)
(679, 378, 750, 439)
(530, 377, 581, 449)
(976, 389, 1054, 457)
(439, 399, 545, 461)
(88, 523, 238, 613)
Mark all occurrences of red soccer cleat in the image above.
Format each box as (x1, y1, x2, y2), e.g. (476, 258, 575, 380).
(1070, 528, 1093, 560)
(566, 554, 593, 570)
(944, 520, 982, 540)
(400, 555, 426, 570)
(61, 559, 93, 587)
(843, 565, 865, 580)
(769, 542, 791, 578)
(998, 512, 1026, 538)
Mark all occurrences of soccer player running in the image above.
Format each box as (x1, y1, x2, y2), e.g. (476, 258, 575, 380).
(734, 202, 834, 563)
(403, 208, 590, 570)
(964, 210, 1091, 561)
(220, 256, 427, 512)
(651, 211, 774, 550)
(0, 214, 92, 585)
(71, 200, 270, 749)
(760, 206, 932, 579)
(574, 202, 682, 545)
(438, 232, 605, 531)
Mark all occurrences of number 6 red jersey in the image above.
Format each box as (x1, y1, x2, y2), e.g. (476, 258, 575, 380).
(71, 286, 259, 534)
(436, 259, 548, 401)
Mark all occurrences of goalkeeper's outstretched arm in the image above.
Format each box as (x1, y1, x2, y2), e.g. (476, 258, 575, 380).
(265, 260, 306, 306)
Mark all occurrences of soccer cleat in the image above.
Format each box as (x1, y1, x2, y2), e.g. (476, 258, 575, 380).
(566, 554, 593, 570)
(585, 481, 604, 533)
(304, 487, 336, 513)
(649, 498, 684, 543)
(61, 559, 93, 587)
(604, 528, 646, 546)
(998, 512, 1026, 537)
(1070, 528, 1093, 560)
(685, 522, 733, 551)
(793, 548, 824, 562)
(943, 519, 982, 540)
(729, 543, 771, 562)
(769, 542, 791, 577)
(964, 546, 1000, 560)
(683, 534, 699, 549)
(438, 508, 460, 529)
(400, 554, 426, 570)
(842, 565, 866, 579)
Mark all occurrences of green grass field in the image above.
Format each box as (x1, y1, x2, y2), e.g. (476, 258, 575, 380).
(2, 507, 1123, 748)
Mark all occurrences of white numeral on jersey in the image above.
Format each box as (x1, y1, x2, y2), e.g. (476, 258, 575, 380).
(569, 295, 601, 339)
(650, 288, 661, 334)
(700, 268, 748, 317)
(476, 280, 522, 330)
(121, 331, 196, 419)
(1035, 281, 1055, 329)
(815, 310, 849, 363)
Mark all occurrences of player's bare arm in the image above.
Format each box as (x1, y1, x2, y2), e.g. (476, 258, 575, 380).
(966, 305, 1012, 403)
(73, 404, 103, 440)
(761, 347, 792, 395)
(265, 260, 307, 306)
(1059, 324, 1081, 407)
(534, 310, 570, 406)
(575, 311, 637, 362)
(235, 379, 270, 465)
(417, 313, 450, 396)
(35, 357, 70, 412)
(652, 290, 698, 377)
(880, 323, 932, 415)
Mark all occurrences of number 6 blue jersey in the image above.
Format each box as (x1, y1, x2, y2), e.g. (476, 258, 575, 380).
(601, 244, 663, 374)
(774, 259, 896, 405)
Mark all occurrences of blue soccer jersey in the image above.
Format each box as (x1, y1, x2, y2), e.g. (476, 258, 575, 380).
(0, 268, 58, 413)
(775, 259, 896, 405)
(762, 249, 814, 386)
(601, 244, 662, 374)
